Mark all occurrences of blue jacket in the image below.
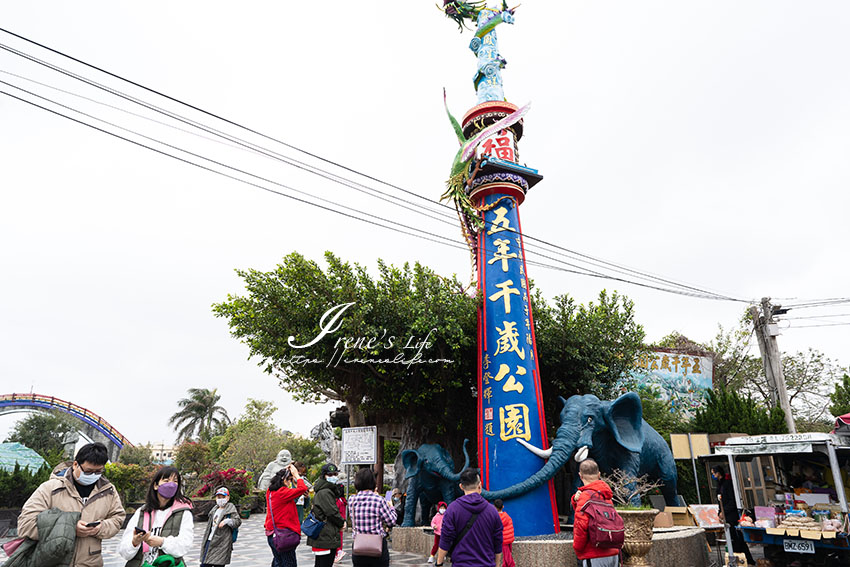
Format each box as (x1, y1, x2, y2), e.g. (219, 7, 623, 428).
(438, 493, 502, 567)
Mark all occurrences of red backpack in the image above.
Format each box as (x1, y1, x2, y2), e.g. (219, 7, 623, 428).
(579, 489, 625, 549)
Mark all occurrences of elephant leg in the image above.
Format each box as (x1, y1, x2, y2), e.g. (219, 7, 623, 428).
(403, 477, 418, 527)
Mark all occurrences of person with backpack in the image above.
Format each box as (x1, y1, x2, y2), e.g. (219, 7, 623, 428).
(435, 468, 502, 567)
(572, 459, 623, 567)
(200, 487, 242, 567)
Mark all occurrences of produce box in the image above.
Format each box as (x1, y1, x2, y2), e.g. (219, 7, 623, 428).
(800, 530, 822, 540)
(664, 506, 696, 527)
(765, 528, 785, 536)
(653, 511, 674, 528)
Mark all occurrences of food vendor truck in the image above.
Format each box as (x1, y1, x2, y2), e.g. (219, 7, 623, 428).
(713, 432, 850, 566)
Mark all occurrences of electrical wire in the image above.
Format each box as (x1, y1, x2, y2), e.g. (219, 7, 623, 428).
(0, 77, 750, 301)
(788, 322, 850, 329)
(0, 27, 750, 303)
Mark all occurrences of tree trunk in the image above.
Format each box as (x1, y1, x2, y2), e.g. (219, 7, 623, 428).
(394, 421, 430, 491)
(345, 399, 366, 426)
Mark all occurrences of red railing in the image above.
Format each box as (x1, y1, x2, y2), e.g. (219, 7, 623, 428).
(0, 393, 133, 447)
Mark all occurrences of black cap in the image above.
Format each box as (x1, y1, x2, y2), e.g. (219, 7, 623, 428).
(321, 463, 339, 476)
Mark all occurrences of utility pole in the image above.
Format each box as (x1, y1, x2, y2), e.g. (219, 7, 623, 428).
(750, 297, 796, 433)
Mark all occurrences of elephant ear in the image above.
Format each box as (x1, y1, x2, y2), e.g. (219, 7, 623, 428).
(401, 449, 421, 479)
(604, 392, 644, 454)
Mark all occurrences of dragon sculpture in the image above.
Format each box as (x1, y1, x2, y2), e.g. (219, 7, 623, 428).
(439, 1, 524, 255)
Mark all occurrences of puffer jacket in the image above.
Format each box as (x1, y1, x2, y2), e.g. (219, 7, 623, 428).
(306, 478, 346, 550)
(17, 463, 126, 567)
(200, 502, 242, 565)
(4, 508, 80, 567)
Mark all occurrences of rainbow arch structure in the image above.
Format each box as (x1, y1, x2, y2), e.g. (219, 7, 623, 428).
(0, 393, 132, 462)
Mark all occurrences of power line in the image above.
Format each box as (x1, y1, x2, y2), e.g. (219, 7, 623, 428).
(789, 322, 850, 329)
(0, 77, 743, 301)
(0, 31, 753, 302)
(0, 27, 749, 302)
(0, 88, 474, 255)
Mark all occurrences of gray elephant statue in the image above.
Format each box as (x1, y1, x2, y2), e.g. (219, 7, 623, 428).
(401, 439, 470, 526)
(484, 393, 678, 506)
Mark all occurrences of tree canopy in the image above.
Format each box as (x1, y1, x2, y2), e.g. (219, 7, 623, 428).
(692, 386, 788, 435)
(213, 251, 478, 442)
(168, 388, 230, 443)
(5, 411, 78, 459)
(534, 289, 647, 424)
(214, 251, 652, 450)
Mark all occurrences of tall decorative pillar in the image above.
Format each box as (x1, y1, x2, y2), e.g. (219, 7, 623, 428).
(440, 1, 557, 536)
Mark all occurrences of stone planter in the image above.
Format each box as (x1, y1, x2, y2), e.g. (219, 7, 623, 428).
(619, 509, 659, 567)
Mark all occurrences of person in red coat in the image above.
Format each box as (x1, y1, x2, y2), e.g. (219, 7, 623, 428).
(494, 499, 515, 567)
(265, 464, 308, 567)
(571, 459, 620, 567)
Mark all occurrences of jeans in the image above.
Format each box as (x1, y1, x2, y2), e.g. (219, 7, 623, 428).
(581, 556, 619, 567)
(267, 534, 298, 567)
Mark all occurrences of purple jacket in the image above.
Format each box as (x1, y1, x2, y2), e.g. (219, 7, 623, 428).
(438, 493, 503, 567)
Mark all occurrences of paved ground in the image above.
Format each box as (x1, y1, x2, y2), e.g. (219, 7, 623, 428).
(99, 515, 429, 566)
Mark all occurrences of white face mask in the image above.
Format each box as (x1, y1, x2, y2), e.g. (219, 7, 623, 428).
(439, 508, 446, 514)
(216, 498, 228, 507)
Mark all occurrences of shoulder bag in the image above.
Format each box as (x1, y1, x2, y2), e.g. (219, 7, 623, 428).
(351, 495, 383, 557)
(268, 491, 301, 552)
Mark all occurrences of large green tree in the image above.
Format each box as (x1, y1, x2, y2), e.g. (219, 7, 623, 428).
(168, 388, 231, 442)
(533, 289, 647, 424)
(213, 251, 478, 451)
(829, 374, 850, 417)
(216, 400, 290, 479)
(708, 314, 847, 423)
(5, 411, 78, 458)
(692, 386, 787, 435)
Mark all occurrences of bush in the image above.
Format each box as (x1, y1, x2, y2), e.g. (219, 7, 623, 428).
(0, 463, 50, 508)
(175, 441, 212, 476)
(105, 462, 153, 504)
(196, 468, 252, 505)
(692, 386, 787, 435)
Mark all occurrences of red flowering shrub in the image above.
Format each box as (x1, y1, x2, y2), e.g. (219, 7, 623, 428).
(196, 468, 252, 505)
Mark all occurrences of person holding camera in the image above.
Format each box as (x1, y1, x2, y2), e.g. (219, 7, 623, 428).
(265, 463, 308, 567)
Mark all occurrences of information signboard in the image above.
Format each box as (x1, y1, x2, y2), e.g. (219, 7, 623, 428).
(341, 426, 377, 465)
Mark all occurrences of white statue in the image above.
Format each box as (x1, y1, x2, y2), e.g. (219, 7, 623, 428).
(258, 449, 292, 490)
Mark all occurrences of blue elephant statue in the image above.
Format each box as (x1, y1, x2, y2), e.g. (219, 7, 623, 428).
(401, 439, 470, 526)
(484, 393, 678, 506)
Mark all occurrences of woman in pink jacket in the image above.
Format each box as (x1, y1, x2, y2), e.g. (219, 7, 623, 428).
(428, 501, 447, 563)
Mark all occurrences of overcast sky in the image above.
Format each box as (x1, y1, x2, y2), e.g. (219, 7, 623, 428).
(1, 2, 848, 448)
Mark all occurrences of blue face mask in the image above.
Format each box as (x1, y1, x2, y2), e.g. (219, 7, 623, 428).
(76, 468, 101, 486)
(326, 475, 339, 484)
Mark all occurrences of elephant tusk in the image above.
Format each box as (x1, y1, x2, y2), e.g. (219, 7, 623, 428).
(517, 439, 552, 460)
(575, 446, 589, 462)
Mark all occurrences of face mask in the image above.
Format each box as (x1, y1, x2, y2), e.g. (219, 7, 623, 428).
(326, 476, 339, 484)
(216, 498, 228, 507)
(157, 481, 179, 499)
(439, 508, 446, 514)
(76, 469, 101, 486)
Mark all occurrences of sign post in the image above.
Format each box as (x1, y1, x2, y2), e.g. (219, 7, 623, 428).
(670, 433, 710, 504)
(341, 426, 378, 505)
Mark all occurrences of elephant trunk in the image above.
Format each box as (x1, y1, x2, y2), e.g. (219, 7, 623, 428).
(436, 440, 470, 483)
(482, 443, 573, 501)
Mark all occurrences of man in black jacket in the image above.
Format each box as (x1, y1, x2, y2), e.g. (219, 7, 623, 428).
(712, 465, 755, 565)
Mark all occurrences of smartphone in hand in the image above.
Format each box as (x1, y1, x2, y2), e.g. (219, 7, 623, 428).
(134, 527, 146, 535)
(85, 521, 102, 528)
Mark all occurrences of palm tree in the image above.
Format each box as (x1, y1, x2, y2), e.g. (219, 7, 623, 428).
(168, 388, 230, 442)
